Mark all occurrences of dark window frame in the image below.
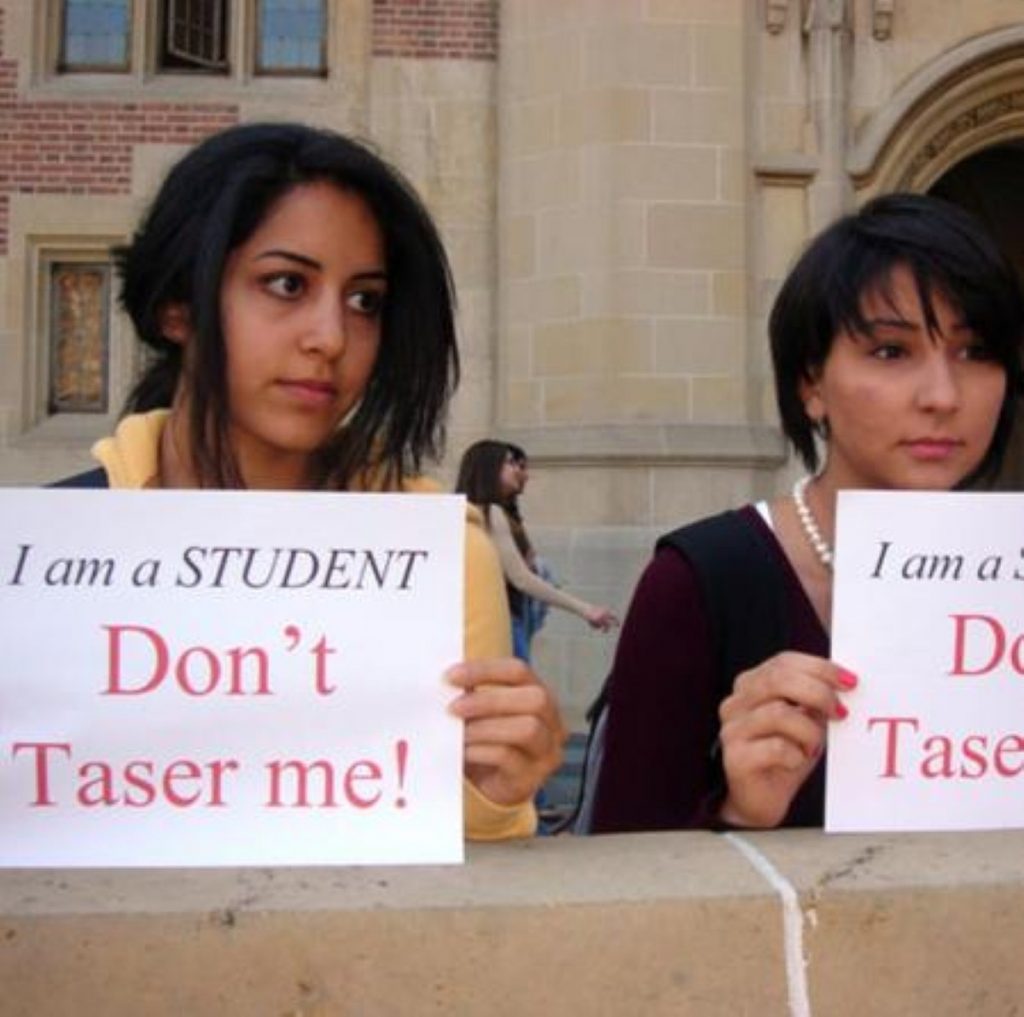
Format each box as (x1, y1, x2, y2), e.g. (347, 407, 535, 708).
(160, 0, 230, 73)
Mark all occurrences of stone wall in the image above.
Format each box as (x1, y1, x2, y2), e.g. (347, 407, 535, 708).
(4, 828, 1023, 1015)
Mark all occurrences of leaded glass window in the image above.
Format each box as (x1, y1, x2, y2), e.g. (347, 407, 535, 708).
(48, 263, 110, 415)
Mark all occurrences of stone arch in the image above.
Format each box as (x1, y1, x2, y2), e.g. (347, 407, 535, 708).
(848, 24, 1024, 195)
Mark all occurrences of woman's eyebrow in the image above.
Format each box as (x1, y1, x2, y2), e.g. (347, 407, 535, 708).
(252, 250, 388, 282)
(254, 249, 322, 270)
(863, 315, 915, 330)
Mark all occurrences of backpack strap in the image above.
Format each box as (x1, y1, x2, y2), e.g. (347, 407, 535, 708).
(569, 507, 788, 834)
(656, 508, 788, 701)
(49, 467, 110, 489)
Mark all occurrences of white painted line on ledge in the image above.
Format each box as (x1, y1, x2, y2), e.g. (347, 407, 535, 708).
(724, 833, 812, 1017)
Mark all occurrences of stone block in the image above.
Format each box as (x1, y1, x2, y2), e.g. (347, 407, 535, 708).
(503, 98, 560, 157)
(646, 0, 744, 24)
(761, 185, 809, 281)
(653, 88, 746, 147)
(693, 23, 745, 89)
(718, 147, 748, 203)
(543, 375, 693, 425)
(558, 88, 652, 146)
(444, 226, 494, 289)
(501, 214, 536, 280)
(502, 378, 543, 426)
(610, 144, 718, 202)
(519, 465, 654, 526)
(506, 149, 582, 214)
(583, 268, 710, 317)
(504, 276, 582, 325)
(654, 317, 745, 375)
(582, 23, 693, 89)
(535, 204, 608, 275)
(652, 463, 775, 525)
(691, 375, 748, 423)
(500, 322, 533, 380)
(758, 100, 808, 153)
(434, 101, 496, 179)
(711, 271, 747, 317)
(533, 318, 653, 377)
(648, 203, 745, 271)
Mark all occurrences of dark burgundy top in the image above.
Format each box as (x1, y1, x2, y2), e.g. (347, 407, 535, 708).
(591, 505, 830, 833)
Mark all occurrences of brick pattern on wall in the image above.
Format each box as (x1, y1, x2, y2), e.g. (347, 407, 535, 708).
(373, 0, 497, 61)
(0, 7, 238, 256)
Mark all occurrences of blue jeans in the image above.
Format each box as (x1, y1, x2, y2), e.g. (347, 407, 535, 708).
(512, 614, 531, 663)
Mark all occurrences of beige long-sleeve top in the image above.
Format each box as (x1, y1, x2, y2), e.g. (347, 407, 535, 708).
(486, 504, 593, 621)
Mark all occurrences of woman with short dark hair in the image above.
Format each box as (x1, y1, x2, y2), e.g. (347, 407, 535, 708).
(590, 193, 1024, 833)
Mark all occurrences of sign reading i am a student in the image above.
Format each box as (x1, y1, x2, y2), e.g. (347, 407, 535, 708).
(0, 489, 466, 867)
(827, 490, 1024, 832)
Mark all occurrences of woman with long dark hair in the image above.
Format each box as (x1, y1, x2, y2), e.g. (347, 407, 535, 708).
(456, 439, 618, 662)
(56, 122, 566, 839)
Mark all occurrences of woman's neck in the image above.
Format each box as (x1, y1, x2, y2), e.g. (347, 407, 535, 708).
(158, 405, 315, 491)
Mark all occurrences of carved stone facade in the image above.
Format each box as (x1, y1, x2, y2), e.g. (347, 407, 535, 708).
(3, 1, 1023, 720)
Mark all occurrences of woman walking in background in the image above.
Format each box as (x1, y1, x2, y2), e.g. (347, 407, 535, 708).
(456, 439, 618, 663)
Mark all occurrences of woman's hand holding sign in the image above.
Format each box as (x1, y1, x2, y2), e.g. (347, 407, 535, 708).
(717, 652, 857, 828)
(447, 659, 567, 807)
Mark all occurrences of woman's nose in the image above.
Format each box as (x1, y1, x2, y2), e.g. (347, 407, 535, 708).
(301, 299, 347, 357)
(916, 350, 960, 412)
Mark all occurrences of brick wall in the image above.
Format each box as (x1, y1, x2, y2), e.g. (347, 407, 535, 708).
(0, 6, 238, 256)
(372, 0, 497, 60)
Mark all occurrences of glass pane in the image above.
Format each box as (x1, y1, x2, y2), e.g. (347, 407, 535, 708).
(258, 0, 325, 73)
(49, 264, 110, 415)
(62, 0, 129, 69)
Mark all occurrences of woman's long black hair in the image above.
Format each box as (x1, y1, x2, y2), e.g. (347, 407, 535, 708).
(117, 121, 459, 489)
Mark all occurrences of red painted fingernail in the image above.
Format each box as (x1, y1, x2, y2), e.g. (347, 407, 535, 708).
(837, 668, 858, 690)
(834, 701, 849, 720)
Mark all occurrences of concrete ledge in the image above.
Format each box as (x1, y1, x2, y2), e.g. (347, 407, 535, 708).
(2, 829, 1023, 1015)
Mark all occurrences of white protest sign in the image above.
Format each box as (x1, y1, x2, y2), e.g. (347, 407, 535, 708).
(0, 489, 466, 866)
(827, 490, 1024, 832)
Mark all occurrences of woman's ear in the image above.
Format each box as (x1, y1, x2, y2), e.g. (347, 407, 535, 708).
(158, 303, 193, 345)
(799, 371, 825, 426)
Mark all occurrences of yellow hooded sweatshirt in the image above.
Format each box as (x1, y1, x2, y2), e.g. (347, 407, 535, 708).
(90, 410, 536, 840)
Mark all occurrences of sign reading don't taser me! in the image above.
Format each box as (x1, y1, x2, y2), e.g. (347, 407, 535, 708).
(827, 490, 1024, 833)
(0, 489, 466, 867)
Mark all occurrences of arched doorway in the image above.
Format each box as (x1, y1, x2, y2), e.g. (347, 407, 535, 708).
(929, 142, 1024, 490)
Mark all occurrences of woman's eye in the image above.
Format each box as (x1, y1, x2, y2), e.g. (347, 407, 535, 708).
(870, 343, 905, 361)
(960, 341, 995, 362)
(264, 273, 305, 299)
(347, 289, 385, 316)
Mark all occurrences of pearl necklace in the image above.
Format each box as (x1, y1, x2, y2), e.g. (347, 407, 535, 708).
(792, 475, 833, 569)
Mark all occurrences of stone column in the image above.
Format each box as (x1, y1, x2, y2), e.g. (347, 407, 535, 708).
(804, 0, 854, 230)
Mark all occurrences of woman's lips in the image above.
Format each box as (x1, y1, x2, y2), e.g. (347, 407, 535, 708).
(279, 379, 338, 406)
(902, 438, 962, 461)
